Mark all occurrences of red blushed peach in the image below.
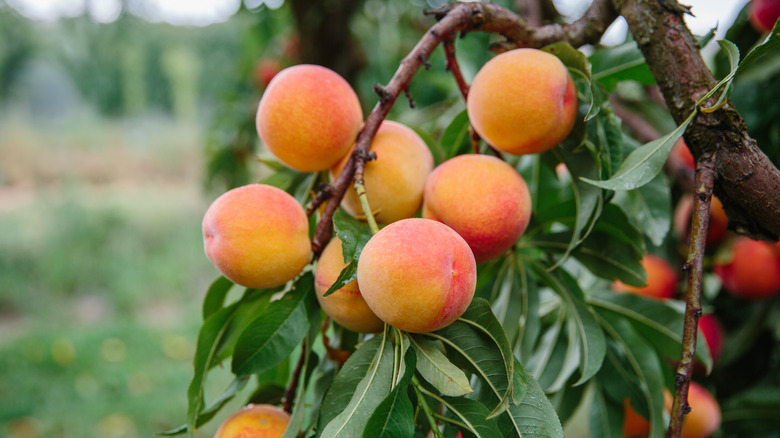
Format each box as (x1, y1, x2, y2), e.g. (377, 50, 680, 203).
(331, 120, 433, 224)
(214, 404, 290, 438)
(750, 0, 780, 33)
(422, 154, 532, 264)
(203, 184, 310, 289)
(714, 236, 780, 300)
(256, 64, 363, 172)
(613, 254, 677, 299)
(253, 58, 282, 90)
(697, 313, 724, 367)
(356, 219, 477, 333)
(467, 48, 578, 155)
(314, 237, 384, 333)
(670, 138, 695, 171)
(673, 195, 729, 247)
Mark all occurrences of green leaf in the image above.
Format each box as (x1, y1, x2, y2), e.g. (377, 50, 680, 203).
(489, 256, 524, 348)
(738, 18, 780, 72)
(582, 110, 695, 191)
(440, 395, 503, 438)
(701, 40, 739, 113)
(588, 381, 624, 438)
(231, 274, 314, 376)
(202, 276, 234, 320)
(528, 263, 606, 385)
(159, 377, 249, 436)
(318, 337, 383, 429)
(363, 347, 417, 438)
(589, 291, 712, 371)
(410, 335, 472, 397)
(282, 342, 319, 438)
(320, 330, 395, 438)
(333, 208, 372, 262)
(613, 170, 672, 246)
(590, 40, 656, 92)
(516, 261, 541, 364)
(321, 261, 357, 298)
(502, 360, 564, 438)
(546, 318, 583, 393)
(598, 313, 667, 438)
(440, 109, 472, 159)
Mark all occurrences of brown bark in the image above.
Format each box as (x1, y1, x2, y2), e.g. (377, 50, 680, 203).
(616, 0, 780, 241)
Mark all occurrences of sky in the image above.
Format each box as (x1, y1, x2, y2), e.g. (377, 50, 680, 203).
(2, 0, 750, 34)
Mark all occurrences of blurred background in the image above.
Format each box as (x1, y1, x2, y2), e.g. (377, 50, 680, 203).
(0, 0, 748, 437)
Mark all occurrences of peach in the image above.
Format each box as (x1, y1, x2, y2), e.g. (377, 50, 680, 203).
(314, 236, 385, 333)
(202, 184, 310, 289)
(466, 48, 578, 155)
(253, 58, 282, 90)
(749, 0, 780, 33)
(256, 64, 363, 172)
(422, 154, 531, 263)
(356, 219, 477, 333)
(678, 382, 721, 438)
(673, 195, 729, 247)
(214, 404, 290, 438)
(622, 398, 650, 438)
(670, 138, 695, 171)
(697, 313, 724, 366)
(331, 120, 433, 224)
(612, 254, 677, 299)
(714, 236, 780, 300)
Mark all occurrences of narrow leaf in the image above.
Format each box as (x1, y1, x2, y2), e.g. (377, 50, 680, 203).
(613, 170, 672, 246)
(410, 335, 472, 397)
(322, 261, 357, 298)
(588, 381, 624, 438)
(333, 208, 372, 261)
(503, 360, 564, 438)
(440, 395, 504, 438)
(202, 276, 234, 320)
(363, 348, 417, 438)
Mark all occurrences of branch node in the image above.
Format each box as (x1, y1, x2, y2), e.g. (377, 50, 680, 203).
(419, 52, 432, 70)
(404, 89, 416, 108)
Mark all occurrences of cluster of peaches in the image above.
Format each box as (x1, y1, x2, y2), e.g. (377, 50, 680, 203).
(202, 48, 577, 338)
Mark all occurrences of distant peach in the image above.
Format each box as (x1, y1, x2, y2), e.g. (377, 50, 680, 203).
(714, 236, 780, 300)
(749, 0, 780, 33)
(202, 184, 310, 289)
(422, 154, 531, 263)
(314, 237, 384, 333)
(679, 382, 721, 438)
(673, 195, 729, 247)
(253, 58, 282, 90)
(697, 313, 724, 366)
(622, 398, 650, 438)
(332, 120, 433, 224)
(214, 404, 290, 438)
(467, 48, 578, 155)
(256, 64, 363, 172)
(357, 219, 477, 333)
(613, 254, 677, 299)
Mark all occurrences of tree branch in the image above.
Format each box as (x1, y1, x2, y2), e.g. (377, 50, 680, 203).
(617, 0, 780, 241)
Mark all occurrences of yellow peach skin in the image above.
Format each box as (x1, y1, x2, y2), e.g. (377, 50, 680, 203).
(467, 48, 578, 155)
(214, 404, 290, 438)
(314, 236, 385, 333)
(331, 120, 434, 224)
(422, 154, 532, 263)
(256, 64, 363, 172)
(202, 184, 310, 289)
(357, 219, 477, 333)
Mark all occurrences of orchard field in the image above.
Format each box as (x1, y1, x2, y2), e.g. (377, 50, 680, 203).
(1, 1, 780, 438)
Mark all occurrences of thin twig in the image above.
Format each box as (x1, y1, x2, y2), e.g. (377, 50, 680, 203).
(282, 339, 307, 413)
(666, 150, 717, 438)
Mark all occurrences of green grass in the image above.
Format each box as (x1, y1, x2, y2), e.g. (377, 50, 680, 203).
(0, 115, 240, 438)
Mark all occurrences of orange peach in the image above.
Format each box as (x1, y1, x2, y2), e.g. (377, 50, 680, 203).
(356, 219, 477, 333)
(622, 398, 650, 438)
(679, 382, 721, 438)
(613, 254, 677, 299)
(673, 195, 729, 247)
(714, 236, 780, 300)
(671, 138, 695, 171)
(314, 236, 385, 333)
(202, 184, 310, 289)
(256, 64, 363, 172)
(331, 120, 433, 224)
(466, 48, 578, 155)
(214, 404, 290, 438)
(422, 154, 531, 263)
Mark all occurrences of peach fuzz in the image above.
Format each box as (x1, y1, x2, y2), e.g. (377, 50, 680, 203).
(203, 184, 310, 289)
(314, 236, 384, 333)
(613, 254, 677, 299)
(466, 48, 578, 155)
(214, 404, 290, 438)
(256, 64, 363, 172)
(356, 219, 477, 333)
(422, 154, 531, 263)
(714, 236, 780, 300)
(331, 120, 433, 224)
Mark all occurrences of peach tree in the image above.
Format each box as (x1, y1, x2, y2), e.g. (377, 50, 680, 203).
(166, 1, 780, 437)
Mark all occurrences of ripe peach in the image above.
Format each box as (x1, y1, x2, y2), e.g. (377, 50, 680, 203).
(697, 313, 724, 366)
(749, 0, 780, 33)
(214, 404, 290, 438)
(466, 48, 578, 155)
(422, 154, 532, 263)
(678, 382, 721, 438)
(612, 254, 677, 299)
(673, 195, 729, 247)
(622, 398, 650, 438)
(256, 64, 363, 172)
(202, 184, 310, 289)
(714, 236, 780, 300)
(314, 236, 384, 333)
(670, 138, 695, 171)
(331, 120, 433, 224)
(356, 219, 477, 333)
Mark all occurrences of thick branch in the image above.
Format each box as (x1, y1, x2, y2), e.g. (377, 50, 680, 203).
(617, 0, 780, 240)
